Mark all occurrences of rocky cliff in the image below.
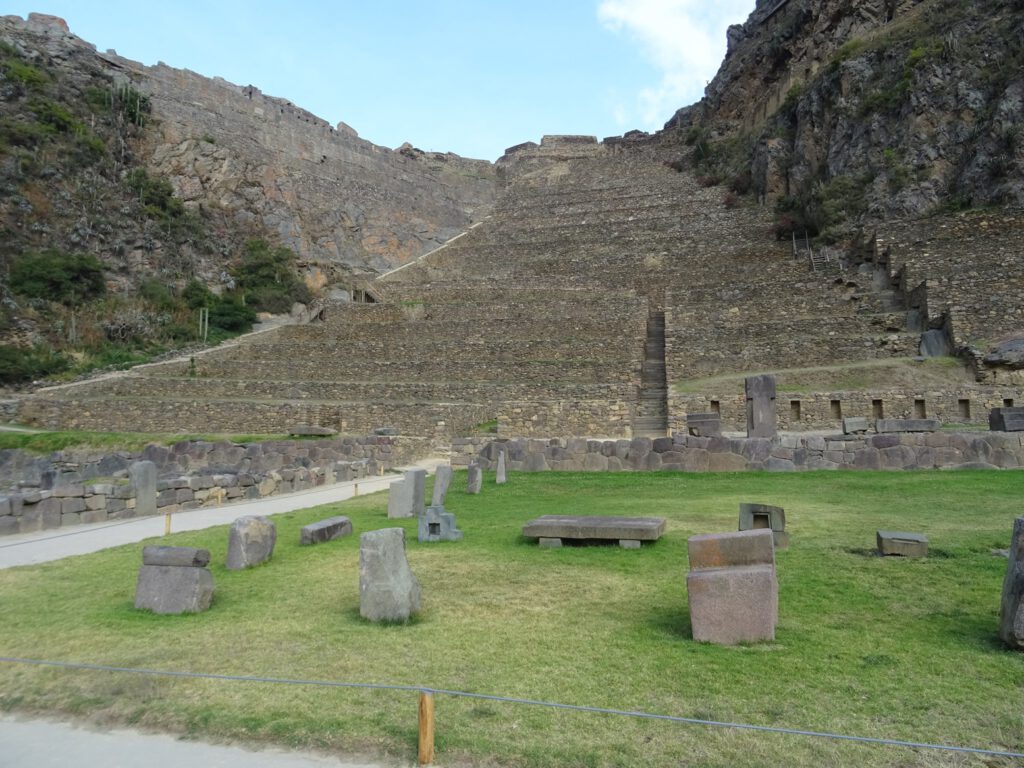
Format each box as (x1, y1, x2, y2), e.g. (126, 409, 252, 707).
(1, 13, 499, 278)
(664, 0, 1024, 233)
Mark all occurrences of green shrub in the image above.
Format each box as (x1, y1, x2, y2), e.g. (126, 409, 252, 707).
(182, 279, 215, 309)
(208, 297, 256, 333)
(9, 250, 106, 305)
(1, 57, 48, 90)
(28, 99, 83, 134)
(232, 239, 311, 314)
(0, 344, 69, 385)
(126, 169, 185, 220)
(138, 279, 176, 311)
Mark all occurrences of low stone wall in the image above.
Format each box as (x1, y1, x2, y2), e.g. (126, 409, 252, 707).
(455, 431, 1024, 473)
(497, 400, 634, 439)
(670, 387, 1023, 434)
(0, 435, 430, 537)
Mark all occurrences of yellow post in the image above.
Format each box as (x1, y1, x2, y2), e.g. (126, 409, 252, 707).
(353, 483, 359, 497)
(418, 691, 435, 765)
(164, 512, 171, 536)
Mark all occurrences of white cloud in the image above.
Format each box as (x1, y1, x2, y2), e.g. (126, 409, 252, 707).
(598, 0, 752, 129)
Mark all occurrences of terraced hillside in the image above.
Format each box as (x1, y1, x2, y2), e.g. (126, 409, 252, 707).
(18, 136, 937, 438)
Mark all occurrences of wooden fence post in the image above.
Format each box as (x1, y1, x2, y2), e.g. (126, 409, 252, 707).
(418, 690, 435, 765)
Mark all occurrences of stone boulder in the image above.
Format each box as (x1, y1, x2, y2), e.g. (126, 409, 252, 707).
(999, 517, 1024, 649)
(300, 515, 353, 545)
(359, 528, 421, 622)
(466, 464, 482, 494)
(226, 515, 277, 569)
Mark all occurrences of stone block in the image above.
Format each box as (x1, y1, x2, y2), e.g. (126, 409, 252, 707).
(226, 516, 277, 569)
(387, 478, 414, 519)
(143, 546, 212, 567)
(134, 565, 214, 614)
(129, 461, 157, 516)
(61, 512, 81, 527)
(431, 465, 454, 506)
(745, 374, 777, 439)
(300, 515, 353, 545)
(496, 450, 507, 484)
(0, 517, 20, 536)
(84, 495, 107, 511)
(738, 503, 788, 549)
(467, 464, 482, 494)
(990, 407, 1024, 432)
(289, 425, 338, 436)
(0, 496, 10, 516)
(999, 517, 1024, 649)
(843, 417, 870, 434)
(52, 483, 84, 498)
(875, 418, 940, 433)
(688, 529, 775, 571)
(59, 497, 85, 515)
(877, 531, 928, 557)
(686, 565, 778, 645)
(405, 469, 426, 516)
(81, 509, 107, 525)
(418, 504, 464, 543)
(686, 413, 722, 437)
(359, 528, 421, 622)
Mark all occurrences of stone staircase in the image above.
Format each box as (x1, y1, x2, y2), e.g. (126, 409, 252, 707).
(17, 139, 932, 438)
(634, 311, 668, 437)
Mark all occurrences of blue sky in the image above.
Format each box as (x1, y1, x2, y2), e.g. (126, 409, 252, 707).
(15, 1, 753, 161)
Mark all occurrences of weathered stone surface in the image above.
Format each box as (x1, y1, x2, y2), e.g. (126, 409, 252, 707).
(496, 450, 507, 484)
(999, 517, 1024, 649)
(300, 515, 353, 545)
(539, 537, 562, 548)
(522, 515, 666, 544)
(738, 503, 788, 549)
(686, 528, 777, 645)
(431, 465, 454, 506)
(466, 464, 482, 494)
(875, 418, 941, 433)
(990, 407, 1024, 432)
(877, 530, 928, 558)
(387, 478, 413, 519)
(134, 565, 214, 614)
(745, 375, 777, 439)
(687, 564, 778, 645)
(129, 461, 157, 517)
(143, 546, 211, 567)
(226, 515, 277, 569)
(688, 528, 776, 571)
(359, 528, 421, 621)
(843, 417, 870, 434)
(418, 505, 463, 543)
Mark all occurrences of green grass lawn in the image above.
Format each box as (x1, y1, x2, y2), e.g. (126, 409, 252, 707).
(1, 471, 1022, 767)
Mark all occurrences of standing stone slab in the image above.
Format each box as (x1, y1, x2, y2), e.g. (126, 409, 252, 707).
(999, 517, 1024, 649)
(431, 465, 454, 506)
(877, 530, 928, 558)
(405, 469, 426, 517)
(686, 529, 778, 645)
(745, 375, 777, 439)
(418, 505, 464, 543)
(496, 450, 507, 485)
(300, 516, 353, 545)
(466, 463, 482, 494)
(129, 460, 157, 517)
(359, 528, 421, 621)
(738, 503, 788, 550)
(226, 515, 277, 569)
(387, 478, 414, 518)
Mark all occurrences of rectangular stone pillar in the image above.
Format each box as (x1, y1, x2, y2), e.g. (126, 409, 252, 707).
(129, 460, 157, 517)
(745, 375, 777, 438)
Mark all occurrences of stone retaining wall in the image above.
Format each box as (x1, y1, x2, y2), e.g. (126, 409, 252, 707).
(454, 431, 1024, 473)
(0, 435, 429, 537)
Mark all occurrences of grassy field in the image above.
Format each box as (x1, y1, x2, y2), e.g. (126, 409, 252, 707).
(0, 429, 291, 453)
(0, 471, 1022, 767)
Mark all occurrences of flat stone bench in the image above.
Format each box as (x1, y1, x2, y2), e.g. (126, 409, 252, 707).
(300, 515, 353, 545)
(877, 530, 928, 557)
(522, 515, 666, 548)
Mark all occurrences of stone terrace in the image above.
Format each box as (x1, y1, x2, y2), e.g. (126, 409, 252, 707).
(18, 140, 938, 438)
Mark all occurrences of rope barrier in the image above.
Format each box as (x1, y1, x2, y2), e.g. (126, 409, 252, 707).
(1, 656, 1020, 760)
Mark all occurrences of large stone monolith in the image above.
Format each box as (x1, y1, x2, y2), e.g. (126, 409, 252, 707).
(745, 375, 777, 438)
(1000, 517, 1024, 650)
(226, 515, 277, 569)
(359, 528, 421, 621)
(496, 451, 507, 485)
(129, 460, 157, 517)
(467, 464, 482, 494)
